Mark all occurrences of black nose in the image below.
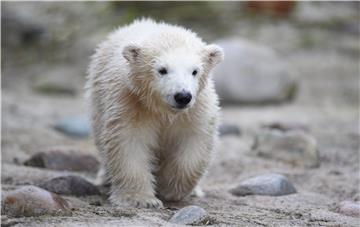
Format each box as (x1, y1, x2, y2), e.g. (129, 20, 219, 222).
(174, 91, 192, 108)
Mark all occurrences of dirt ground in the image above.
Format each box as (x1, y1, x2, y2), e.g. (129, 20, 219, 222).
(2, 2, 359, 226)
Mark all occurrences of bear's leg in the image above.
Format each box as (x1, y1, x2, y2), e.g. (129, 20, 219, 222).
(106, 131, 163, 208)
(191, 185, 205, 198)
(156, 130, 214, 202)
(95, 164, 108, 185)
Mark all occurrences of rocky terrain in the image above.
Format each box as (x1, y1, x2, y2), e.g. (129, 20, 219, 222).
(2, 2, 359, 226)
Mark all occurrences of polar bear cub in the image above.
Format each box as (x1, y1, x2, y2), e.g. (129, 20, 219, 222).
(85, 18, 224, 208)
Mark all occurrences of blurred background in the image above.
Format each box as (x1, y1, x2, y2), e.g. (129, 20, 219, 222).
(1, 2, 360, 226)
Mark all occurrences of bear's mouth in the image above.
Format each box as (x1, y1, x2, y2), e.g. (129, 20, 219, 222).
(170, 104, 190, 111)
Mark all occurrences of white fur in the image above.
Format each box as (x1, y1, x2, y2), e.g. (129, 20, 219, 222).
(152, 48, 203, 109)
(85, 18, 224, 208)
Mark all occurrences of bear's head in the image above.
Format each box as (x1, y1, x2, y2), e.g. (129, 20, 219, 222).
(123, 37, 223, 113)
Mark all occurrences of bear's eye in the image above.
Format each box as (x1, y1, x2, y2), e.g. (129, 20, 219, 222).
(158, 67, 168, 75)
(192, 70, 198, 76)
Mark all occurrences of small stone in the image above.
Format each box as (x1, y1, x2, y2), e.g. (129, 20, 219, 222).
(24, 150, 99, 173)
(2, 186, 70, 217)
(337, 201, 360, 217)
(219, 124, 241, 137)
(213, 38, 297, 105)
(262, 122, 309, 132)
(169, 205, 208, 225)
(53, 116, 91, 138)
(2, 163, 63, 186)
(89, 200, 102, 206)
(229, 173, 297, 196)
(39, 175, 100, 196)
(252, 129, 319, 168)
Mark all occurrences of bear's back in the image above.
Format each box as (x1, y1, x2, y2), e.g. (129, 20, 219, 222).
(108, 18, 203, 51)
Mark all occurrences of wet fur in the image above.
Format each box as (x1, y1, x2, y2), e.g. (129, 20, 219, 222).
(85, 19, 223, 208)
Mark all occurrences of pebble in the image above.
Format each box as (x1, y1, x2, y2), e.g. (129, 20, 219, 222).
(229, 173, 297, 196)
(2, 186, 70, 217)
(262, 122, 309, 132)
(53, 116, 90, 138)
(39, 175, 100, 196)
(24, 150, 99, 173)
(169, 205, 208, 225)
(213, 38, 297, 105)
(252, 129, 319, 168)
(337, 201, 360, 217)
(219, 124, 241, 137)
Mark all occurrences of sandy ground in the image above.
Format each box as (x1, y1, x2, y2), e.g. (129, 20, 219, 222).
(2, 2, 360, 226)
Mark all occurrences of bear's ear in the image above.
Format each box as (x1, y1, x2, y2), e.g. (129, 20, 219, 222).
(204, 44, 224, 66)
(123, 44, 142, 63)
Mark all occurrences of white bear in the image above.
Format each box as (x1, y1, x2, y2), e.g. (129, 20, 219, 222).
(85, 18, 224, 208)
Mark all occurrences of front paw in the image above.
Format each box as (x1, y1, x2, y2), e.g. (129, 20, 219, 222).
(157, 188, 188, 202)
(191, 186, 205, 198)
(110, 193, 163, 208)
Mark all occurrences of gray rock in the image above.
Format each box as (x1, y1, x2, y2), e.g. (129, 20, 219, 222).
(219, 124, 241, 137)
(2, 7, 48, 47)
(213, 38, 297, 105)
(2, 163, 64, 186)
(262, 122, 309, 132)
(24, 150, 99, 173)
(252, 129, 319, 168)
(337, 201, 360, 217)
(53, 116, 90, 138)
(169, 205, 208, 225)
(39, 175, 100, 196)
(2, 186, 70, 217)
(229, 173, 297, 196)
